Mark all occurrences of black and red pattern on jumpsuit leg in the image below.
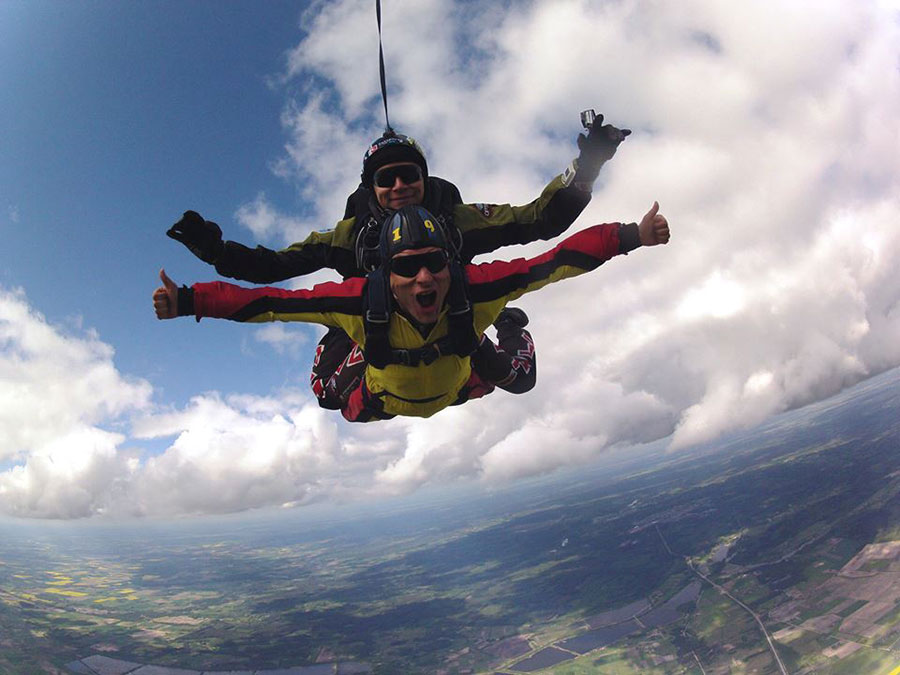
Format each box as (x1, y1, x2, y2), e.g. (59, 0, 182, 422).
(309, 327, 355, 410)
(466, 323, 537, 400)
(329, 343, 394, 423)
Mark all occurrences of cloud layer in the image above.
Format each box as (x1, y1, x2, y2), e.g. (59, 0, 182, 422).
(0, 288, 150, 518)
(3, 0, 899, 518)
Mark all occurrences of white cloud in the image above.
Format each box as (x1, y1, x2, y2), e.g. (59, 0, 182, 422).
(5, 0, 900, 519)
(0, 288, 151, 518)
(129, 392, 344, 516)
(0, 288, 151, 464)
(251, 324, 310, 358)
(0, 427, 136, 519)
(234, 192, 309, 244)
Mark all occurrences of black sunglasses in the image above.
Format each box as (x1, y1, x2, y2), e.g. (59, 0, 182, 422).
(390, 250, 448, 278)
(373, 164, 422, 188)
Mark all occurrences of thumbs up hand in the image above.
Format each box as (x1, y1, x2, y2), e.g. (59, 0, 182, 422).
(638, 201, 670, 247)
(152, 268, 180, 319)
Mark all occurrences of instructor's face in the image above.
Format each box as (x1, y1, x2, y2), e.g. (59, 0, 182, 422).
(373, 162, 425, 210)
(389, 246, 450, 326)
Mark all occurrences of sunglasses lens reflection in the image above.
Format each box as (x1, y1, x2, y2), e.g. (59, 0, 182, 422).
(391, 251, 447, 277)
(374, 165, 422, 188)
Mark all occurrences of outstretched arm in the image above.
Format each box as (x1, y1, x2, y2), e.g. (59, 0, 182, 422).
(152, 268, 367, 339)
(166, 211, 360, 283)
(466, 202, 672, 310)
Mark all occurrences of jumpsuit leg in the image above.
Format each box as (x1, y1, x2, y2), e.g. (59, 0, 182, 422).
(316, 339, 393, 423)
(309, 327, 355, 410)
(341, 377, 395, 423)
(324, 341, 370, 411)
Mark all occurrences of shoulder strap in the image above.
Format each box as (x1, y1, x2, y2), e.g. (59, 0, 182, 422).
(363, 268, 393, 369)
(354, 214, 382, 274)
(444, 262, 479, 357)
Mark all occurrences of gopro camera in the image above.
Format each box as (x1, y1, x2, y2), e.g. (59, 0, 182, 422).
(580, 109, 596, 130)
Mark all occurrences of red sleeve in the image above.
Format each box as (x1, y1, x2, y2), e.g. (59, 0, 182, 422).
(191, 278, 366, 322)
(465, 223, 624, 300)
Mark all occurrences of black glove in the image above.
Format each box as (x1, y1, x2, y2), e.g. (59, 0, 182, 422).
(166, 210, 224, 264)
(573, 114, 632, 185)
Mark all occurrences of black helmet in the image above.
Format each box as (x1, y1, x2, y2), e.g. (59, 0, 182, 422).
(379, 205, 448, 263)
(361, 131, 428, 189)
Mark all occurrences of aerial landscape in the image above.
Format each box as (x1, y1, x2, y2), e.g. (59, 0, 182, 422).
(3, 1, 899, 674)
(1, 367, 898, 674)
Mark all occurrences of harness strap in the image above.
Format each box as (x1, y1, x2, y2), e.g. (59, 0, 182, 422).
(445, 262, 479, 356)
(363, 267, 393, 369)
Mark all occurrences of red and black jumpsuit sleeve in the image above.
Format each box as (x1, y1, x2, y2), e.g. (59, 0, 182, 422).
(176, 277, 366, 330)
(465, 222, 641, 309)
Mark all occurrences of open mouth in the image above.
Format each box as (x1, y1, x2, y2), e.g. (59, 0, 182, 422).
(416, 291, 437, 308)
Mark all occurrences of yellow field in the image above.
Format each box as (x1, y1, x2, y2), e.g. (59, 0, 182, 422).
(43, 588, 88, 598)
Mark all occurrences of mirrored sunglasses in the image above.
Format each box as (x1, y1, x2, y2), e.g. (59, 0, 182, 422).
(390, 250, 448, 278)
(374, 164, 423, 188)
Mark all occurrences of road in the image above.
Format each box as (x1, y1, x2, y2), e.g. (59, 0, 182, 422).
(655, 524, 789, 675)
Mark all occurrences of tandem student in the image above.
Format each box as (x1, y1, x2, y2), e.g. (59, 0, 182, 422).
(154, 201, 670, 422)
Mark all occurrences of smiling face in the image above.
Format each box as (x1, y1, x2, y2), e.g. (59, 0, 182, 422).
(373, 162, 426, 210)
(389, 246, 451, 326)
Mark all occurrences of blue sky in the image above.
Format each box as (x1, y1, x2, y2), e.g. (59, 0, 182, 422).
(1, 0, 899, 519)
(1, 0, 303, 401)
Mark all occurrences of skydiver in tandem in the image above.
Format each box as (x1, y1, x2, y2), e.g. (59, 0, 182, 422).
(153, 201, 670, 422)
(164, 111, 630, 411)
